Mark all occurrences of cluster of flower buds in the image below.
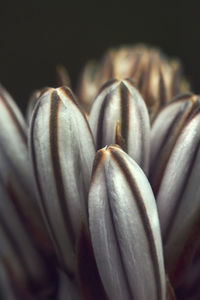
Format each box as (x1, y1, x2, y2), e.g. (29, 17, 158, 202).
(0, 45, 199, 300)
(77, 45, 189, 122)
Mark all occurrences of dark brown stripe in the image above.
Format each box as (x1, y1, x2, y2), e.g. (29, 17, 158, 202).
(159, 68, 167, 107)
(97, 78, 118, 97)
(91, 149, 105, 183)
(135, 97, 146, 170)
(111, 148, 163, 300)
(137, 69, 145, 91)
(30, 94, 74, 279)
(0, 90, 27, 144)
(50, 91, 75, 247)
(105, 169, 134, 300)
(119, 82, 129, 152)
(59, 86, 77, 105)
(96, 93, 111, 150)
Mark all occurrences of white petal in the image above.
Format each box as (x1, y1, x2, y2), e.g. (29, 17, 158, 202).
(157, 111, 200, 285)
(150, 93, 200, 195)
(30, 86, 95, 275)
(89, 79, 150, 173)
(89, 145, 166, 300)
(0, 84, 52, 254)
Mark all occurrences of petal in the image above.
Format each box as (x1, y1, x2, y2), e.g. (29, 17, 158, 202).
(89, 79, 150, 173)
(157, 110, 200, 285)
(89, 145, 166, 300)
(0, 84, 52, 254)
(29, 86, 95, 275)
(150, 93, 200, 195)
(0, 180, 58, 299)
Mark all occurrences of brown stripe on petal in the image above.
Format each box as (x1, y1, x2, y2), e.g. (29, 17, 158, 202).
(135, 99, 147, 170)
(0, 90, 27, 144)
(119, 82, 129, 152)
(97, 79, 118, 97)
(50, 91, 75, 247)
(58, 86, 78, 105)
(96, 94, 111, 150)
(105, 171, 134, 300)
(110, 147, 163, 300)
(30, 96, 74, 279)
(137, 69, 145, 91)
(91, 149, 106, 183)
(158, 68, 167, 107)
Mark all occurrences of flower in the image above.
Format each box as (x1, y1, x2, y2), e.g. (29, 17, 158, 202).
(0, 45, 199, 300)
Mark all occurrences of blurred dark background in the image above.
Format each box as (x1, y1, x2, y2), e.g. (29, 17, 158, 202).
(0, 0, 200, 111)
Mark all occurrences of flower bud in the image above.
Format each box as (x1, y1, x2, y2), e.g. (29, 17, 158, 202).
(157, 109, 200, 286)
(89, 79, 150, 173)
(29, 86, 95, 276)
(150, 93, 200, 195)
(89, 145, 166, 300)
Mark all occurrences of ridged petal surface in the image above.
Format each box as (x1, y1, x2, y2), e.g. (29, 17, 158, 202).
(30, 86, 95, 276)
(89, 79, 150, 173)
(157, 111, 200, 285)
(89, 145, 166, 300)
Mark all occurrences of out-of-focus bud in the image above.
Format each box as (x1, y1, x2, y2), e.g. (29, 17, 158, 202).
(149, 93, 200, 196)
(77, 60, 100, 113)
(56, 64, 71, 87)
(29, 86, 95, 277)
(77, 45, 189, 120)
(0, 181, 58, 299)
(89, 79, 150, 174)
(156, 109, 200, 287)
(89, 145, 166, 300)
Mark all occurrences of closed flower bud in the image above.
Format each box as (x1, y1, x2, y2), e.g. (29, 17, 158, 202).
(29, 86, 95, 276)
(77, 45, 189, 120)
(89, 79, 150, 173)
(150, 93, 200, 195)
(89, 145, 166, 300)
(157, 109, 200, 286)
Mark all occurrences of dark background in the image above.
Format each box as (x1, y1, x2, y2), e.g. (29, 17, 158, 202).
(1, 0, 200, 111)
